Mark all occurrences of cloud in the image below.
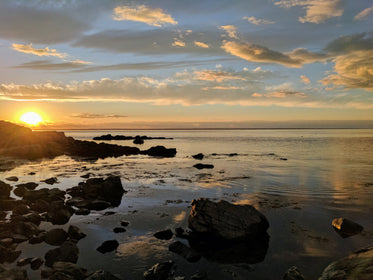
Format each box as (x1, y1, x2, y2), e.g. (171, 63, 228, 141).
(71, 113, 127, 119)
(194, 41, 209, 48)
(267, 91, 306, 98)
(243, 16, 275, 25)
(301, 75, 311, 84)
(194, 70, 246, 82)
(324, 32, 373, 54)
(172, 39, 185, 47)
(12, 43, 67, 58)
(220, 25, 238, 39)
(113, 5, 177, 27)
(12, 60, 87, 70)
(0, 3, 90, 44)
(275, 0, 343, 24)
(354, 6, 373, 20)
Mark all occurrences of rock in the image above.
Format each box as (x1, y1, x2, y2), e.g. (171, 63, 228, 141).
(319, 245, 373, 280)
(113, 227, 126, 233)
(6, 176, 19, 182)
(52, 262, 88, 280)
(188, 198, 269, 240)
(192, 153, 204, 160)
(29, 199, 50, 213)
(87, 200, 111, 211)
(169, 241, 201, 262)
(48, 271, 75, 280)
(11, 234, 29, 243)
(0, 244, 22, 263)
(120, 220, 129, 227)
(283, 266, 305, 280)
(17, 258, 32, 266)
(0, 181, 12, 198)
(45, 241, 79, 267)
(30, 257, 44, 270)
(45, 229, 69, 246)
(68, 225, 86, 241)
(193, 164, 214, 169)
(0, 264, 27, 280)
(47, 202, 74, 225)
(75, 208, 90, 215)
(332, 218, 364, 238)
(11, 221, 41, 238)
(12, 204, 30, 215)
(0, 238, 13, 246)
(85, 270, 121, 280)
(154, 229, 173, 240)
(29, 232, 46, 244)
(141, 146, 177, 158)
(12, 212, 42, 226)
(16, 182, 38, 190)
(42, 177, 58, 185)
(133, 137, 144, 145)
(13, 187, 27, 198)
(96, 240, 119, 254)
(144, 260, 174, 280)
(191, 271, 208, 280)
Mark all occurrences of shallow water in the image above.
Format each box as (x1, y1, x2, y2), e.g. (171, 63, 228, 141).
(1, 129, 373, 279)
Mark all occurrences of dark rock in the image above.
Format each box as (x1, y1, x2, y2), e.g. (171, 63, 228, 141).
(11, 221, 41, 238)
(141, 146, 177, 158)
(0, 264, 28, 280)
(103, 211, 116, 216)
(193, 164, 214, 169)
(29, 232, 46, 244)
(11, 234, 29, 243)
(45, 241, 79, 267)
(87, 200, 111, 211)
(188, 198, 269, 240)
(319, 245, 373, 280)
(12, 204, 30, 215)
(17, 258, 32, 266)
(93, 134, 172, 141)
(68, 225, 86, 241)
(30, 257, 43, 270)
(175, 227, 185, 237)
(0, 244, 22, 263)
(192, 153, 204, 160)
(0, 211, 5, 220)
(332, 218, 364, 238)
(133, 137, 144, 145)
(191, 271, 208, 280)
(29, 199, 50, 213)
(16, 182, 38, 190)
(75, 208, 90, 215)
(283, 266, 305, 280)
(0, 181, 12, 198)
(0, 238, 13, 246)
(96, 240, 119, 254)
(120, 220, 129, 227)
(28, 172, 36, 175)
(85, 270, 121, 280)
(45, 229, 69, 246)
(52, 262, 88, 280)
(48, 271, 75, 280)
(42, 177, 58, 185)
(169, 241, 201, 262)
(154, 229, 173, 240)
(6, 176, 19, 182)
(113, 227, 126, 233)
(144, 260, 174, 280)
(47, 202, 74, 225)
(80, 173, 91, 179)
(12, 212, 42, 226)
(14, 186, 27, 198)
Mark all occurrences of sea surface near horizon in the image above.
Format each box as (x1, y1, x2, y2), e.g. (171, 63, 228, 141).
(1, 129, 373, 279)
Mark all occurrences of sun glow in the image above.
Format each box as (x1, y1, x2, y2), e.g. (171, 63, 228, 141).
(20, 112, 43, 126)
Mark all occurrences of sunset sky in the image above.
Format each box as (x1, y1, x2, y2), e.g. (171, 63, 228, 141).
(0, 0, 372, 129)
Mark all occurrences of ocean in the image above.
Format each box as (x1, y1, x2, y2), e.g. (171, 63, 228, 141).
(2, 129, 373, 279)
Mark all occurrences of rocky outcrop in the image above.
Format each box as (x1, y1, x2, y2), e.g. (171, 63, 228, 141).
(188, 198, 269, 240)
(93, 134, 173, 141)
(332, 218, 364, 238)
(318, 245, 373, 280)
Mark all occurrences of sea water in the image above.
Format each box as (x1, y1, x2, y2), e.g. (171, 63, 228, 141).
(1, 129, 373, 279)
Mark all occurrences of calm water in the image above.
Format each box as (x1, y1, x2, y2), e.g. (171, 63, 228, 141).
(2, 129, 373, 279)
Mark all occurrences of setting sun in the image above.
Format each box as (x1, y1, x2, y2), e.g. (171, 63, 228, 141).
(20, 112, 43, 126)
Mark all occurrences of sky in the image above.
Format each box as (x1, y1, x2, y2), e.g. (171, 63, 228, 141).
(0, 0, 373, 129)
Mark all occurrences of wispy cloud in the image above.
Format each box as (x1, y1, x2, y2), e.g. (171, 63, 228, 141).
(113, 5, 177, 27)
(301, 75, 311, 84)
(243, 16, 275, 25)
(275, 0, 343, 24)
(354, 6, 373, 20)
(194, 41, 209, 48)
(12, 43, 67, 58)
(172, 39, 185, 47)
(71, 113, 128, 119)
(219, 25, 238, 39)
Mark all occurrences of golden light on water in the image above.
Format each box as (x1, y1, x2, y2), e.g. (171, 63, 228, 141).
(20, 112, 43, 126)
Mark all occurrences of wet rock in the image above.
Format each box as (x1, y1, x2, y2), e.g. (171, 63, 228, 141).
(11, 234, 29, 243)
(24, 188, 65, 202)
(47, 202, 74, 225)
(332, 218, 364, 238)
(52, 262, 88, 280)
(192, 153, 204, 160)
(191, 271, 208, 280)
(154, 229, 173, 240)
(0, 244, 22, 263)
(80, 173, 91, 179)
(120, 220, 129, 227)
(48, 271, 75, 280)
(11, 221, 41, 238)
(319, 245, 373, 280)
(0, 181, 12, 198)
(42, 177, 58, 185)
(29, 199, 50, 213)
(133, 137, 144, 145)
(87, 200, 112, 211)
(0, 264, 27, 280)
(13, 186, 27, 198)
(68, 225, 86, 241)
(188, 198, 269, 240)
(45, 229, 69, 246)
(30, 257, 43, 270)
(0, 238, 13, 246)
(16, 182, 38, 190)
(113, 227, 126, 233)
(6, 176, 19, 182)
(17, 258, 32, 266)
(141, 146, 177, 158)
(144, 260, 174, 280)
(75, 208, 90, 215)
(12, 212, 42, 226)
(29, 232, 46, 244)
(283, 266, 305, 280)
(96, 240, 119, 254)
(45, 241, 79, 267)
(85, 270, 121, 280)
(193, 164, 214, 169)
(169, 241, 201, 262)
(12, 204, 30, 215)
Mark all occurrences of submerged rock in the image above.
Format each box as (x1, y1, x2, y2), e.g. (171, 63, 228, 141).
(144, 260, 174, 280)
(332, 218, 364, 238)
(319, 245, 373, 280)
(193, 164, 214, 169)
(192, 153, 204, 160)
(153, 229, 173, 240)
(188, 198, 269, 240)
(96, 240, 119, 254)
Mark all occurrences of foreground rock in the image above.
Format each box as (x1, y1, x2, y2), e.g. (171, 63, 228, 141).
(188, 198, 269, 240)
(0, 264, 27, 280)
(319, 245, 373, 280)
(153, 229, 173, 240)
(283, 266, 305, 280)
(332, 218, 364, 238)
(144, 261, 174, 280)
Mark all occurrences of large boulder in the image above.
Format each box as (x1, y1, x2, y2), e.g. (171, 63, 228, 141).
(188, 198, 269, 240)
(319, 245, 373, 280)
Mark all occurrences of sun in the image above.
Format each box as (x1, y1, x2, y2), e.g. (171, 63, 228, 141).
(20, 112, 43, 126)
